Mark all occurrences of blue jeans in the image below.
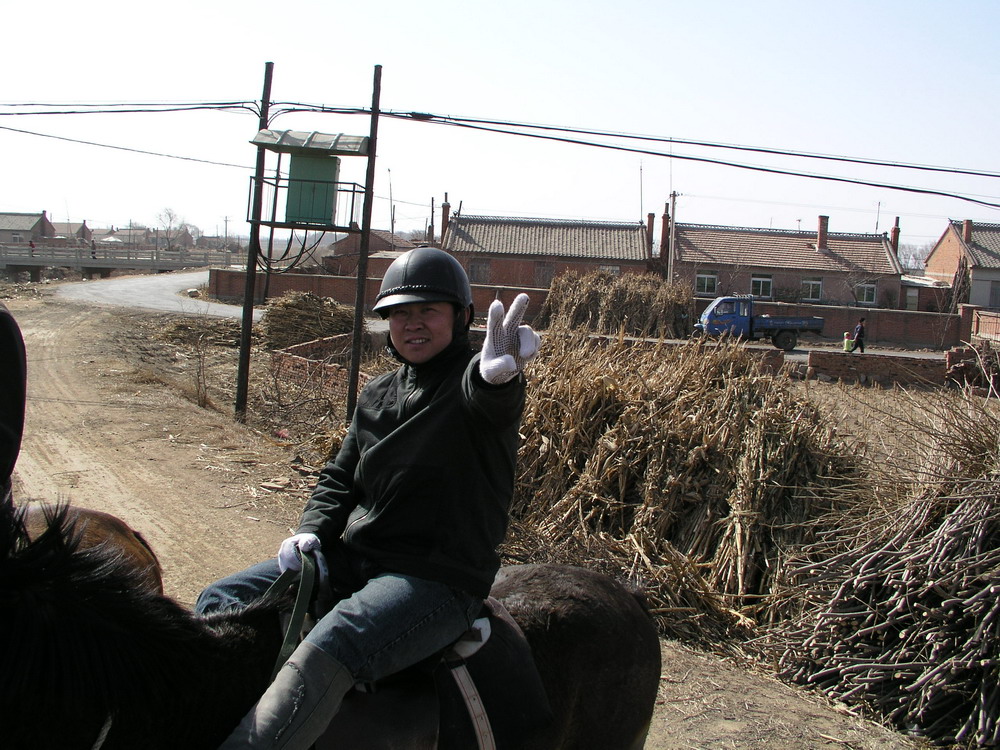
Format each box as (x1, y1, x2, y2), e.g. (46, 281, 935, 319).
(195, 545, 481, 683)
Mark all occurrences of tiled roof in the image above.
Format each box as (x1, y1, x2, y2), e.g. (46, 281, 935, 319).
(952, 220, 1000, 269)
(674, 223, 901, 276)
(0, 212, 45, 231)
(445, 215, 649, 262)
(52, 222, 86, 234)
(370, 229, 418, 249)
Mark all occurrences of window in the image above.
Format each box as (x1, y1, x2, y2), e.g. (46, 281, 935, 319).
(534, 262, 554, 288)
(11, 233, 22, 243)
(468, 259, 490, 284)
(598, 265, 621, 275)
(801, 277, 822, 302)
(855, 283, 877, 305)
(988, 281, 1000, 310)
(906, 287, 919, 311)
(750, 274, 772, 299)
(695, 272, 718, 296)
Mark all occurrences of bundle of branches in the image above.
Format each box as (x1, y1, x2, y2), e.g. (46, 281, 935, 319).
(774, 483, 1000, 746)
(767, 388, 1000, 746)
(261, 291, 357, 350)
(533, 271, 693, 338)
(946, 342, 1000, 394)
(158, 317, 243, 347)
(512, 329, 857, 642)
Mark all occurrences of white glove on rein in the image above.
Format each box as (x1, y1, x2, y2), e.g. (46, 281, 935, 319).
(479, 293, 541, 385)
(277, 532, 321, 573)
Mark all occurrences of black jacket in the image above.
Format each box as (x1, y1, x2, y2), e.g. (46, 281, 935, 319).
(297, 341, 526, 597)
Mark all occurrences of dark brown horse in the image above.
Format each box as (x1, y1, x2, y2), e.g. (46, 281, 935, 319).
(0, 504, 661, 750)
(23, 503, 163, 593)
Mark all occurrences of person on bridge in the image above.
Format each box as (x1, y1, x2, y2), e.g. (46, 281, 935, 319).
(849, 317, 866, 353)
(196, 246, 542, 750)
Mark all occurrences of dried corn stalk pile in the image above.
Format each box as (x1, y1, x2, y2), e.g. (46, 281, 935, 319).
(770, 389, 1000, 746)
(508, 328, 855, 642)
(261, 291, 357, 350)
(533, 271, 693, 339)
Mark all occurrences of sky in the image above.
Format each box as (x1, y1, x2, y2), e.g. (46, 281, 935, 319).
(3, 0, 999, 256)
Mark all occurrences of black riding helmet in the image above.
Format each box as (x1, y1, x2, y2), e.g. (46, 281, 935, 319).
(373, 247, 474, 333)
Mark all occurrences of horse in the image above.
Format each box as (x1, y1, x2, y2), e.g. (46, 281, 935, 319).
(1, 504, 661, 750)
(22, 503, 164, 594)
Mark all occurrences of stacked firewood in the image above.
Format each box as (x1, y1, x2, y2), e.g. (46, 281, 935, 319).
(261, 291, 356, 350)
(773, 479, 1000, 746)
(507, 328, 857, 644)
(533, 271, 693, 339)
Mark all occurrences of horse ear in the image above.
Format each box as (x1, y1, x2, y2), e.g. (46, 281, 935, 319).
(0, 303, 27, 489)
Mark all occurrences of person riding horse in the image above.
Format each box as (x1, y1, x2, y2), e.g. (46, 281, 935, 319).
(0, 302, 27, 512)
(197, 247, 542, 750)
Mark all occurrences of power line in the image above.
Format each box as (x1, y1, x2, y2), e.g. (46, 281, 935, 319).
(0, 125, 254, 169)
(4, 98, 999, 213)
(378, 113, 1000, 210)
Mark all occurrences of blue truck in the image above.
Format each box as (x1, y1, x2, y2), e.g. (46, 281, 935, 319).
(692, 295, 825, 351)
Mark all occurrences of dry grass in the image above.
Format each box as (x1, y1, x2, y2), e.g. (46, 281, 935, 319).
(103, 275, 1000, 746)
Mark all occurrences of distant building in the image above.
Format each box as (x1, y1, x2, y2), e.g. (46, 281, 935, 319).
(670, 215, 906, 308)
(0, 211, 56, 244)
(443, 214, 652, 288)
(322, 229, 419, 275)
(924, 220, 1000, 309)
(51, 220, 92, 243)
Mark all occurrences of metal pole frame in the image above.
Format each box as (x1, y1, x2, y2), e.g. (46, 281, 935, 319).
(345, 65, 383, 422)
(235, 61, 274, 422)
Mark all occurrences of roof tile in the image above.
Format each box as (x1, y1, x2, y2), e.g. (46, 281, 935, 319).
(445, 215, 648, 261)
(675, 223, 901, 275)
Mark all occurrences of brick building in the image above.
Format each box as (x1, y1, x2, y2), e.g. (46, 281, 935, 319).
(924, 220, 1000, 309)
(322, 230, 419, 275)
(670, 215, 908, 309)
(442, 213, 653, 288)
(0, 211, 56, 244)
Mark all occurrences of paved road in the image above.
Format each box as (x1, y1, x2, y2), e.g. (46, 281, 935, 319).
(55, 270, 262, 321)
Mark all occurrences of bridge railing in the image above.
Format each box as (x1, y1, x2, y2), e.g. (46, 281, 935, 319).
(0, 244, 237, 269)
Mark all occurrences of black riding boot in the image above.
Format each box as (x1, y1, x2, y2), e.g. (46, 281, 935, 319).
(218, 641, 354, 750)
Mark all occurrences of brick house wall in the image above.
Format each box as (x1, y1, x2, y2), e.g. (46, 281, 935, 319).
(449, 252, 650, 288)
(924, 229, 964, 285)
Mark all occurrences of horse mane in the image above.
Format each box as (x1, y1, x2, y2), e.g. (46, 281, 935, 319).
(0, 503, 281, 749)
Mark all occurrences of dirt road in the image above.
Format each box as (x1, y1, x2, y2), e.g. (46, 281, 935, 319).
(9, 295, 297, 605)
(5, 291, 924, 749)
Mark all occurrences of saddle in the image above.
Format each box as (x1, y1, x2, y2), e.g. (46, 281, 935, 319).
(319, 597, 552, 750)
(271, 556, 552, 750)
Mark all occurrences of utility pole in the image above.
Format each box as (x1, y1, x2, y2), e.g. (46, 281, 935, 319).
(345, 64, 382, 422)
(235, 61, 274, 422)
(667, 190, 678, 282)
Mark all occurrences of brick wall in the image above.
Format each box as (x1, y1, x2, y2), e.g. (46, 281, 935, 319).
(211, 269, 972, 350)
(692, 297, 969, 349)
(806, 350, 946, 386)
(209, 268, 548, 322)
(269, 334, 376, 398)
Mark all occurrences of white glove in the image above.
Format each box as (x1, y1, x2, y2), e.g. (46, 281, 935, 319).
(479, 293, 541, 384)
(277, 532, 321, 573)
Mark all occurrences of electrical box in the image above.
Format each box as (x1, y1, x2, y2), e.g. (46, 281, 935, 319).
(286, 154, 340, 223)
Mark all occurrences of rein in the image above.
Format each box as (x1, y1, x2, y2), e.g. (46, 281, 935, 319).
(264, 551, 318, 682)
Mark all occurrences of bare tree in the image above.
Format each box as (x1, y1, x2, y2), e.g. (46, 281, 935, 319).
(157, 208, 181, 251)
